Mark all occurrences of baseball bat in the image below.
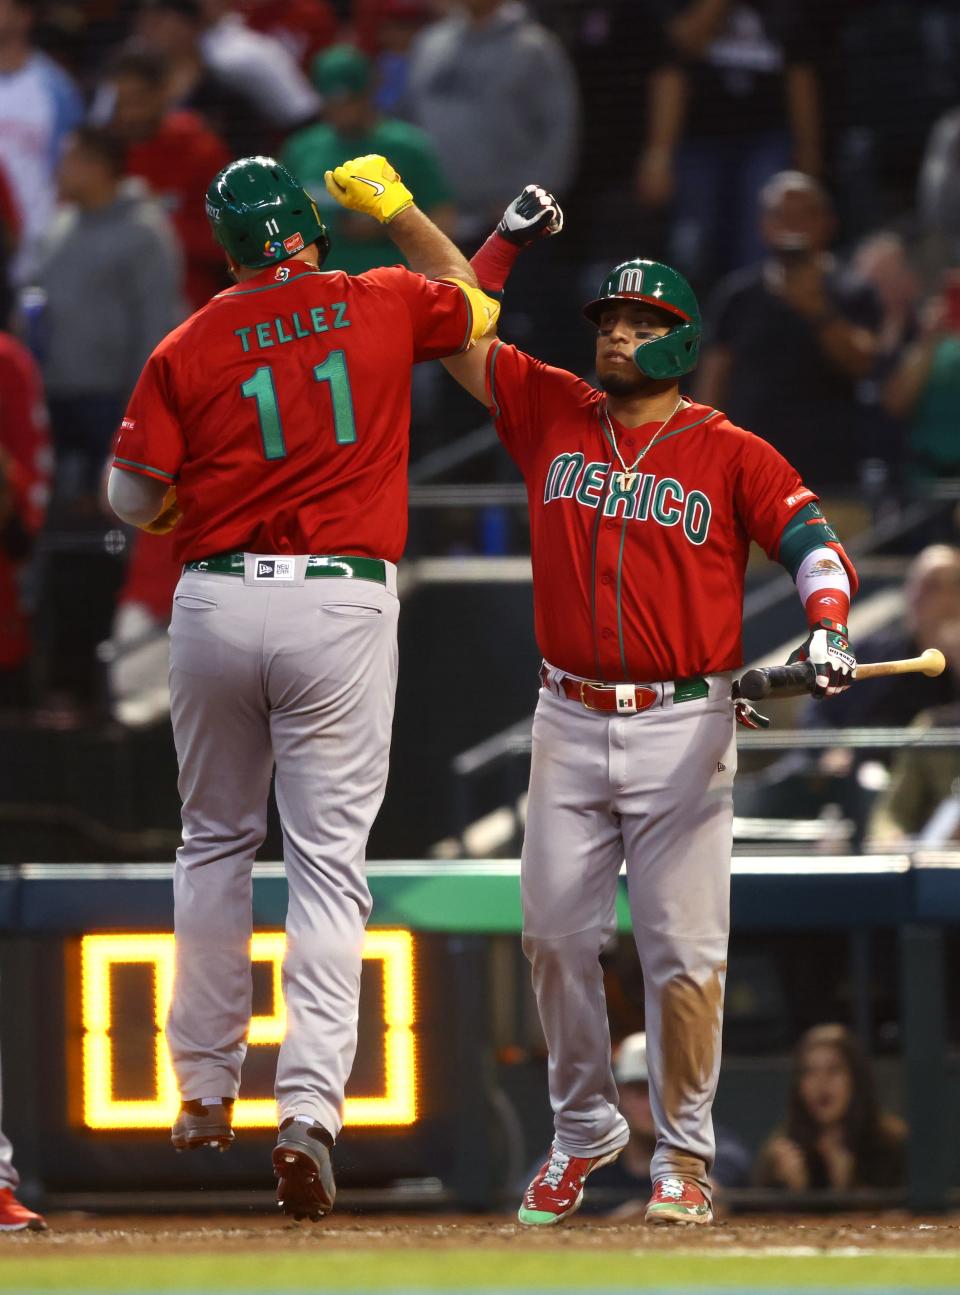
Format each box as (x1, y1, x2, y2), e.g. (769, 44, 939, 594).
(733, 648, 946, 701)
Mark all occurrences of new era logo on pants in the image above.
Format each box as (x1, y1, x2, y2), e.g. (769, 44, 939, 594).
(254, 557, 295, 581)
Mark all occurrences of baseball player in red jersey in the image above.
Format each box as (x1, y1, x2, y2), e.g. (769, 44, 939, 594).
(442, 187, 859, 1225)
(107, 153, 499, 1219)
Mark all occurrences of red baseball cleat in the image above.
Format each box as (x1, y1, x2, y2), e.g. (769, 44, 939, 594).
(645, 1175, 713, 1225)
(0, 1188, 47, 1231)
(517, 1144, 621, 1225)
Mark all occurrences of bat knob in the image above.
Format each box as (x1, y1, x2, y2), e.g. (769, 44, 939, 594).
(736, 668, 772, 701)
(922, 647, 947, 677)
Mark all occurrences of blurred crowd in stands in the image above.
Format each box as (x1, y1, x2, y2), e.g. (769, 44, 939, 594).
(0, 0, 960, 778)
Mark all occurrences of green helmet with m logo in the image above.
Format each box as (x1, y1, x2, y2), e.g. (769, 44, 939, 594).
(206, 156, 331, 270)
(583, 259, 701, 379)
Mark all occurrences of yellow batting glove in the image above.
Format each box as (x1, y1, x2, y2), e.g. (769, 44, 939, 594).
(141, 485, 182, 535)
(442, 278, 502, 347)
(323, 154, 413, 224)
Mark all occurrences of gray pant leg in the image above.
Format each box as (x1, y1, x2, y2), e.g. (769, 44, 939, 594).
(0, 1033, 19, 1190)
(165, 576, 275, 1100)
(521, 690, 630, 1159)
(618, 697, 736, 1197)
(267, 581, 399, 1136)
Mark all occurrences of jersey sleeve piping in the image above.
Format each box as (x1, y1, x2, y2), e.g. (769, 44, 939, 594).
(113, 456, 177, 484)
(486, 339, 505, 418)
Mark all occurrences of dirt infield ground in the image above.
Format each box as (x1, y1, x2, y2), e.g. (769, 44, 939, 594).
(3, 1212, 960, 1252)
(4, 1213, 960, 1291)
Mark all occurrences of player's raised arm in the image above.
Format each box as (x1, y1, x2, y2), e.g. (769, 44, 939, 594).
(324, 153, 499, 352)
(324, 153, 473, 284)
(441, 185, 564, 404)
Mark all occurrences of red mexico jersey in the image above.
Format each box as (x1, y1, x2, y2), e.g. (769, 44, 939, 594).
(113, 260, 470, 564)
(486, 342, 818, 682)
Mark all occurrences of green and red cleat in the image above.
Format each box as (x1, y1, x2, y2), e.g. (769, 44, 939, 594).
(645, 1175, 713, 1225)
(517, 1144, 621, 1226)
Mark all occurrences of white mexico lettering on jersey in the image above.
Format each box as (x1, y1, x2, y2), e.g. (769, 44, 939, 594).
(543, 451, 713, 546)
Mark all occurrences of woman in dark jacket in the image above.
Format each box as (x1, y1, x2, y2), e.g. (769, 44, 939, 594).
(756, 1024, 906, 1191)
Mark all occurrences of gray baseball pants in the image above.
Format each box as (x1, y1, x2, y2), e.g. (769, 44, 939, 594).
(522, 667, 736, 1197)
(0, 1034, 18, 1190)
(165, 556, 399, 1138)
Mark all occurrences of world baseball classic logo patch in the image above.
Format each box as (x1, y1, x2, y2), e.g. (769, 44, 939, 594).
(254, 557, 295, 581)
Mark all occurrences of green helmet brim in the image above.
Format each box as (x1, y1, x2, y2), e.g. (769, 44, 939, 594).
(583, 293, 691, 327)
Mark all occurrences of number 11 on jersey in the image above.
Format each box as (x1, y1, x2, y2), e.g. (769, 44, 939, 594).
(241, 350, 357, 461)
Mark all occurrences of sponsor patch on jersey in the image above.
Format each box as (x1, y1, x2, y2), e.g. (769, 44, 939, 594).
(283, 232, 305, 254)
(254, 557, 295, 581)
(120, 417, 136, 431)
(784, 488, 815, 508)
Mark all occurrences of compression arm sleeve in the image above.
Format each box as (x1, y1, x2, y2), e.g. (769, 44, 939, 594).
(777, 502, 859, 590)
(795, 545, 852, 626)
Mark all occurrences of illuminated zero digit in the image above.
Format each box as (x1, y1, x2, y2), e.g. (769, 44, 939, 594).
(79, 931, 417, 1129)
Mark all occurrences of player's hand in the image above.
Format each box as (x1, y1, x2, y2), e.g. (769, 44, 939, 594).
(496, 185, 563, 246)
(788, 618, 856, 698)
(734, 698, 770, 729)
(323, 154, 413, 224)
(140, 485, 182, 535)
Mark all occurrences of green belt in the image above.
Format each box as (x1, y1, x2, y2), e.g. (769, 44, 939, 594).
(673, 677, 710, 703)
(183, 552, 387, 585)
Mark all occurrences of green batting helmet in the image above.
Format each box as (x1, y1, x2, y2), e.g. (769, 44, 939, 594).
(206, 156, 330, 270)
(583, 259, 701, 379)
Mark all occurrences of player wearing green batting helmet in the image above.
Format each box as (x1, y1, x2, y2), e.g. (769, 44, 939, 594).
(583, 259, 701, 380)
(206, 156, 331, 270)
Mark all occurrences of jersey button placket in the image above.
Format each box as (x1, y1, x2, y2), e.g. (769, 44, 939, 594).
(596, 535, 621, 676)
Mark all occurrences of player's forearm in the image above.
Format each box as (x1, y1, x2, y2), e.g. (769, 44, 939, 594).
(795, 546, 851, 626)
(387, 206, 478, 287)
(108, 467, 168, 526)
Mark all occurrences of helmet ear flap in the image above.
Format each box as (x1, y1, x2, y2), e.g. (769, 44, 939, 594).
(633, 322, 701, 380)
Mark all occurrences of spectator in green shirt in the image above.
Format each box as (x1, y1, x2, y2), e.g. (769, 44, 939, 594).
(281, 43, 456, 276)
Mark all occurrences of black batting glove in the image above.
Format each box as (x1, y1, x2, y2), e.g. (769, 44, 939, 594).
(497, 185, 564, 246)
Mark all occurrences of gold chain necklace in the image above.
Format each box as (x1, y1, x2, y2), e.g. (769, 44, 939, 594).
(604, 397, 683, 492)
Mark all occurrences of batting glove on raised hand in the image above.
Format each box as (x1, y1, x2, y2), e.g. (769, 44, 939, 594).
(497, 185, 564, 246)
(788, 618, 856, 697)
(324, 154, 413, 224)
